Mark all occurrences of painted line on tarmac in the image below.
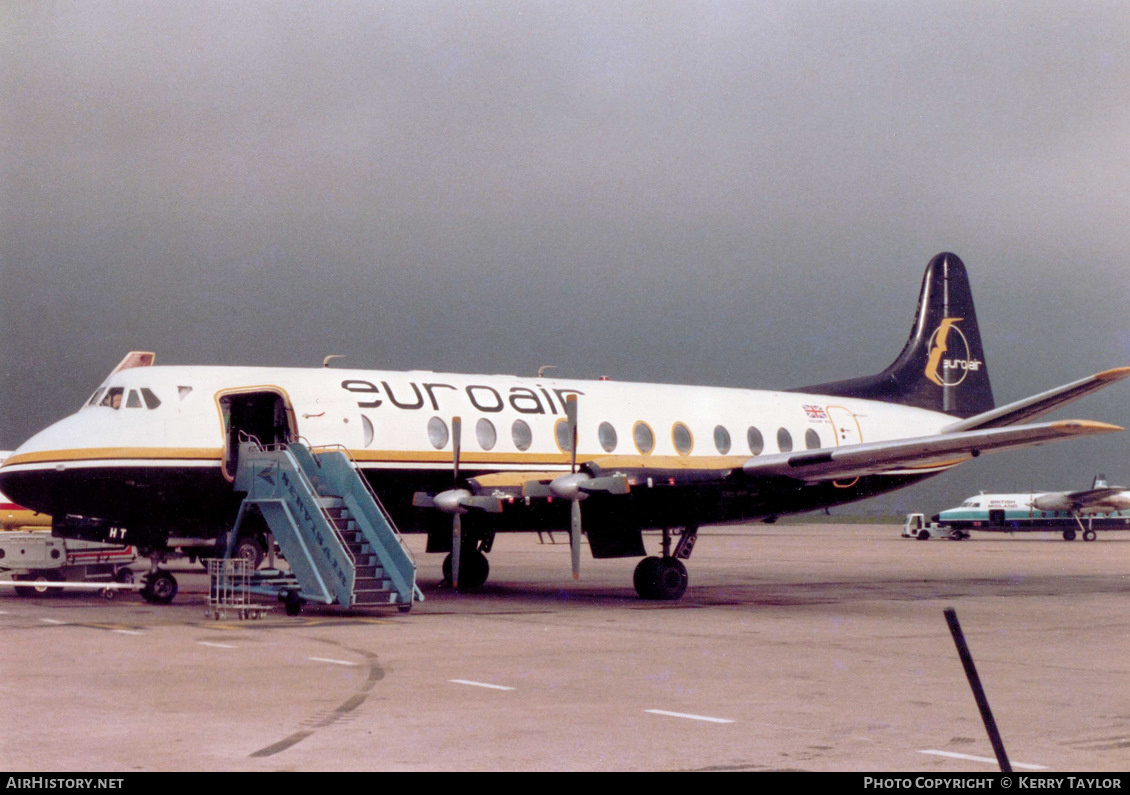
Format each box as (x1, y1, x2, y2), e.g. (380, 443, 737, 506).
(919, 750, 1047, 770)
(40, 618, 65, 625)
(645, 709, 734, 724)
(112, 629, 144, 635)
(309, 656, 358, 666)
(198, 641, 237, 649)
(449, 679, 516, 691)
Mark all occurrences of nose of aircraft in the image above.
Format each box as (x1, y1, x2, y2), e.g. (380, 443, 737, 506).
(0, 412, 94, 516)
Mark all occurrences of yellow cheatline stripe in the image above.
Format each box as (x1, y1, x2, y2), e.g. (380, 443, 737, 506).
(589, 454, 749, 471)
(3, 448, 224, 466)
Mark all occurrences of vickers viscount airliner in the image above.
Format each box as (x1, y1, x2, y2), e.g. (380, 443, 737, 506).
(1, 253, 1126, 602)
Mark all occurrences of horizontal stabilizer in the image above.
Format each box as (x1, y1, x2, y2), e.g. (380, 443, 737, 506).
(944, 367, 1130, 432)
(741, 420, 1122, 484)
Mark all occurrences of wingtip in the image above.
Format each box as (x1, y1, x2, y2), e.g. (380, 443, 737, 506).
(1051, 419, 1124, 434)
(1095, 366, 1130, 382)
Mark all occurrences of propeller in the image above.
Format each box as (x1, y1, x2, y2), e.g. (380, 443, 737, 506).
(523, 395, 628, 580)
(450, 416, 463, 589)
(566, 395, 581, 579)
(411, 416, 501, 589)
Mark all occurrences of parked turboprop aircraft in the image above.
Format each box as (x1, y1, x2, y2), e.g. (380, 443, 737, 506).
(935, 475, 1130, 541)
(0, 253, 1126, 602)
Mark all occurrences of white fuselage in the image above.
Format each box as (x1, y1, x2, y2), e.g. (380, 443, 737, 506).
(4, 363, 952, 477)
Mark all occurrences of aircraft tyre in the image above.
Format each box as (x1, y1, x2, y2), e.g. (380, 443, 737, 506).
(235, 537, 264, 569)
(633, 556, 661, 598)
(1084, 529, 1097, 542)
(442, 549, 490, 591)
(633, 557, 688, 600)
(141, 571, 178, 604)
(283, 590, 304, 616)
(1063, 529, 1077, 541)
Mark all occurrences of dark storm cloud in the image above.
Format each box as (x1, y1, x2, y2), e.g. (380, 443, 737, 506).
(2, 1, 1128, 511)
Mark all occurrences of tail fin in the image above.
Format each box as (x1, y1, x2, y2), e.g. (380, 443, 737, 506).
(797, 252, 995, 418)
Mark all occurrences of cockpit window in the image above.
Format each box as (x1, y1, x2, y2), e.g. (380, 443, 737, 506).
(93, 386, 161, 410)
(100, 388, 125, 409)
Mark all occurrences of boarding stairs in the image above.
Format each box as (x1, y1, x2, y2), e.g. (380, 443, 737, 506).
(229, 440, 423, 613)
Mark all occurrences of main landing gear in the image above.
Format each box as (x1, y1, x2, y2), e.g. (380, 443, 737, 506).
(1065, 514, 1099, 542)
(140, 556, 178, 604)
(633, 525, 697, 601)
(442, 539, 491, 591)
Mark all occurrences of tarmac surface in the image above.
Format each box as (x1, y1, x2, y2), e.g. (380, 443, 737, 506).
(1, 523, 1129, 772)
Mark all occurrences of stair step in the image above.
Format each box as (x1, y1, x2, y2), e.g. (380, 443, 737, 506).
(237, 444, 418, 611)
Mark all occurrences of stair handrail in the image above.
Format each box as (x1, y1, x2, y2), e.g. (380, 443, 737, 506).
(285, 442, 359, 570)
(304, 441, 418, 567)
(243, 439, 358, 570)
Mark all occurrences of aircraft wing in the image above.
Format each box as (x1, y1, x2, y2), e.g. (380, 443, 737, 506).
(1031, 487, 1130, 513)
(469, 420, 1122, 497)
(943, 368, 1130, 432)
(738, 419, 1121, 485)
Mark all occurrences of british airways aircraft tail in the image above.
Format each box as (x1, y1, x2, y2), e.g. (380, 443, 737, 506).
(798, 252, 994, 419)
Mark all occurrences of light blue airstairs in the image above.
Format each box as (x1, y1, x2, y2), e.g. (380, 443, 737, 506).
(229, 440, 423, 613)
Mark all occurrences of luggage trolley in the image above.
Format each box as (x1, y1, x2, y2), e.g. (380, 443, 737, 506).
(205, 558, 270, 620)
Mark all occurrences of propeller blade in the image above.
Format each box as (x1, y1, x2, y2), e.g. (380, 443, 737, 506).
(565, 395, 578, 473)
(570, 498, 582, 580)
(451, 416, 462, 589)
(452, 416, 462, 483)
(452, 512, 462, 590)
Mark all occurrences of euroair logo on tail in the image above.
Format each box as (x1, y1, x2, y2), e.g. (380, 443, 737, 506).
(925, 317, 983, 386)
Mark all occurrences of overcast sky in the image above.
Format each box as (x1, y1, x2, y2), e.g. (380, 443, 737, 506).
(2, 1, 1128, 515)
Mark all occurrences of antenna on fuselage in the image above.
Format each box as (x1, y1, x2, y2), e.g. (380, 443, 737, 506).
(537, 365, 556, 378)
(323, 355, 346, 368)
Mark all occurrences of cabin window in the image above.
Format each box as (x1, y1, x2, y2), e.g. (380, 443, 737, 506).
(714, 425, 731, 454)
(140, 388, 161, 409)
(598, 422, 618, 453)
(476, 418, 497, 451)
(805, 429, 821, 449)
(511, 419, 532, 451)
(362, 416, 375, 447)
(427, 417, 449, 450)
(672, 423, 693, 455)
(747, 427, 764, 455)
(554, 418, 574, 454)
(777, 427, 793, 453)
(633, 422, 655, 455)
